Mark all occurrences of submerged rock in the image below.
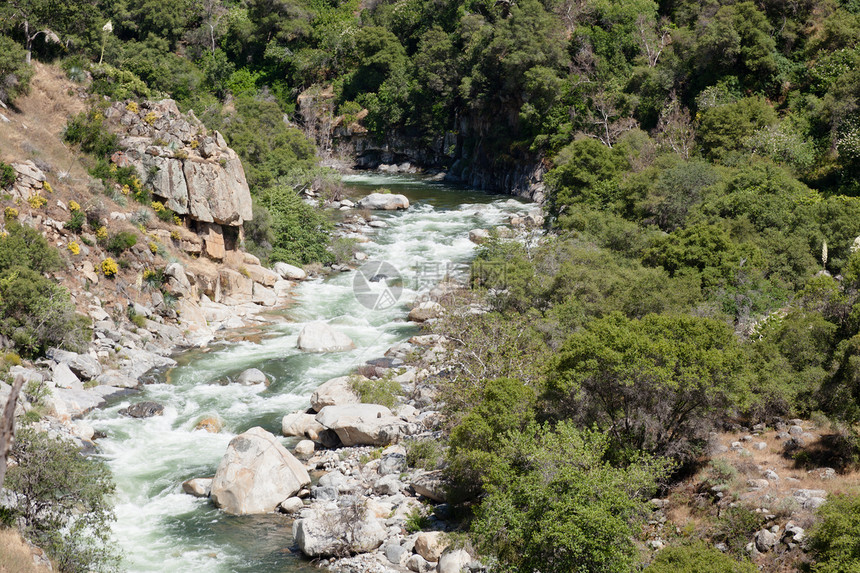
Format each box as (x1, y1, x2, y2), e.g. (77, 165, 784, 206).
(296, 322, 355, 353)
(120, 401, 165, 418)
(210, 427, 310, 515)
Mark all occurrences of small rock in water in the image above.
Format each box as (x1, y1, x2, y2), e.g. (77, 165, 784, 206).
(195, 416, 223, 433)
(120, 401, 165, 418)
(182, 478, 213, 498)
(236, 368, 268, 385)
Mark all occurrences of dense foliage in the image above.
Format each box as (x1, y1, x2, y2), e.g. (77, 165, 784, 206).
(6, 427, 119, 572)
(0, 223, 89, 356)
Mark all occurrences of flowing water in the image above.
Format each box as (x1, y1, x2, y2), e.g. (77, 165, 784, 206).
(86, 174, 533, 572)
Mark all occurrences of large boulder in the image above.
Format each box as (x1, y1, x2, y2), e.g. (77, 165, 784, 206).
(296, 322, 355, 353)
(281, 412, 326, 441)
(437, 549, 473, 573)
(408, 301, 443, 323)
(293, 503, 387, 557)
(415, 532, 449, 562)
(183, 154, 253, 225)
(310, 376, 362, 412)
(411, 470, 449, 502)
(48, 348, 103, 380)
(357, 193, 410, 210)
(315, 404, 407, 446)
(210, 427, 311, 515)
(273, 262, 307, 281)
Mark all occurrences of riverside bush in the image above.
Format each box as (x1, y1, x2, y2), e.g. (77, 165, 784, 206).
(5, 427, 120, 572)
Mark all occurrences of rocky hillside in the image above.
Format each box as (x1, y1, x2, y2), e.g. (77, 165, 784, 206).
(0, 63, 309, 426)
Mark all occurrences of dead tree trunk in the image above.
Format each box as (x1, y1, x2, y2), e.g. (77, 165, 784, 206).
(0, 375, 25, 490)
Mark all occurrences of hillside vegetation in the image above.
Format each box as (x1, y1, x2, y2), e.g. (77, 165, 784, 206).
(4, 0, 860, 572)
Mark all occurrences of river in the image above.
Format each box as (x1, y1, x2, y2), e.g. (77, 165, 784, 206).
(86, 173, 532, 572)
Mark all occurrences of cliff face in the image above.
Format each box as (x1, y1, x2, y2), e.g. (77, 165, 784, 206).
(106, 99, 253, 230)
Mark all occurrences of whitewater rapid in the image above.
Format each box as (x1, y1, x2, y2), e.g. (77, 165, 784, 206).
(86, 174, 532, 572)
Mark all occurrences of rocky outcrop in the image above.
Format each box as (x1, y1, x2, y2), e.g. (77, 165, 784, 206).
(105, 99, 253, 261)
(210, 427, 311, 515)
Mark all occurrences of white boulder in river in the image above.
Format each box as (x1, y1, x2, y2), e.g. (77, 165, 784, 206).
(357, 192, 410, 210)
(296, 322, 355, 352)
(210, 427, 310, 515)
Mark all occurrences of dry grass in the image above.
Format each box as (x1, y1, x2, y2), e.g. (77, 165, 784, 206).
(0, 528, 50, 573)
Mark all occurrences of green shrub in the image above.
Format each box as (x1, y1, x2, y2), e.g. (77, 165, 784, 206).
(647, 542, 757, 573)
(5, 427, 120, 572)
(0, 36, 33, 105)
(711, 506, 767, 556)
(65, 210, 86, 233)
(406, 438, 445, 470)
(64, 110, 118, 157)
(807, 493, 860, 572)
(0, 162, 16, 188)
(0, 221, 63, 274)
(256, 185, 333, 266)
(106, 231, 138, 254)
(0, 267, 90, 357)
(350, 375, 400, 409)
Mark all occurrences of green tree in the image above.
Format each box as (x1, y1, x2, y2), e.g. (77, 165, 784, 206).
(472, 421, 670, 573)
(257, 183, 333, 265)
(6, 427, 119, 572)
(546, 312, 749, 460)
(0, 34, 33, 104)
(698, 97, 778, 162)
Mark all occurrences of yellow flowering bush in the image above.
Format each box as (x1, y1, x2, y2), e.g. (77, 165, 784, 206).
(173, 214, 182, 226)
(4, 206, 19, 219)
(151, 201, 165, 212)
(148, 242, 158, 254)
(126, 101, 139, 113)
(143, 111, 157, 125)
(68, 241, 80, 255)
(121, 184, 131, 195)
(131, 177, 142, 192)
(42, 181, 53, 193)
(27, 193, 47, 209)
(170, 230, 181, 241)
(69, 200, 81, 212)
(101, 257, 118, 277)
(96, 226, 108, 241)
